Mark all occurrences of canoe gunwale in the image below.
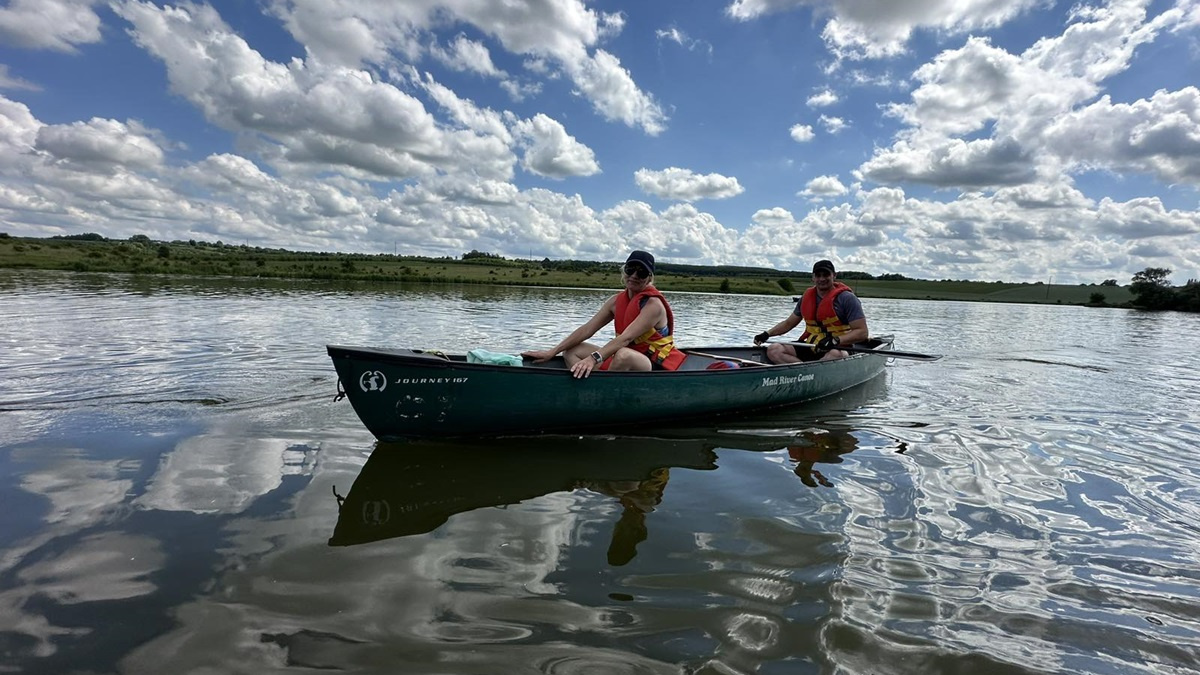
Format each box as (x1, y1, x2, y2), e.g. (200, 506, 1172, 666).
(327, 335, 895, 377)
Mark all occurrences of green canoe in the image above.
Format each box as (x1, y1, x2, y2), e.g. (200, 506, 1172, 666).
(327, 336, 896, 441)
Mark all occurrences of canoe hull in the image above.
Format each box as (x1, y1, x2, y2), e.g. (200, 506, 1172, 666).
(327, 338, 892, 440)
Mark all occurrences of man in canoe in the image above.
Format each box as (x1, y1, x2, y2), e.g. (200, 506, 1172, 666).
(522, 250, 686, 378)
(753, 259, 869, 363)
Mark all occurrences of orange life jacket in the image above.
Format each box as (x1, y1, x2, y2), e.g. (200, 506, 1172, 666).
(799, 282, 853, 343)
(611, 287, 686, 370)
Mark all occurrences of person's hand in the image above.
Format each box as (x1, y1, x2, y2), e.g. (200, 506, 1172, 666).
(754, 331, 771, 345)
(815, 336, 840, 352)
(521, 349, 554, 363)
(570, 358, 596, 379)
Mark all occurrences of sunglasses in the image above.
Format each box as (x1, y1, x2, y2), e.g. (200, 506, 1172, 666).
(624, 264, 650, 279)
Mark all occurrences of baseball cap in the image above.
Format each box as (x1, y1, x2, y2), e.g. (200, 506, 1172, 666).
(625, 250, 655, 275)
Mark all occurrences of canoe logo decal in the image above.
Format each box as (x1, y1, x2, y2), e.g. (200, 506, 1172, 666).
(397, 377, 469, 384)
(359, 370, 387, 392)
(362, 500, 390, 526)
(761, 374, 815, 387)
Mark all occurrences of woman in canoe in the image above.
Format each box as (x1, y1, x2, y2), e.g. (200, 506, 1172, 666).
(522, 250, 686, 379)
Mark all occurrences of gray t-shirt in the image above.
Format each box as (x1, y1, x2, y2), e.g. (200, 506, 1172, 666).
(792, 290, 865, 324)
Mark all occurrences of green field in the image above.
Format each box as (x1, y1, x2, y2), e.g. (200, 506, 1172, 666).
(0, 234, 1135, 306)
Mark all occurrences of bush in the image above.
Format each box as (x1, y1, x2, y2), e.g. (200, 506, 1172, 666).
(1178, 282, 1200, 312)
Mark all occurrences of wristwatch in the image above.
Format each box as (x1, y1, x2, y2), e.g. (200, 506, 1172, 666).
(590, 350, 603, 364)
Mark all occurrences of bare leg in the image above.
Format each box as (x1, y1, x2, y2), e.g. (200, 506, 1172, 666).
(765, 343, 801, 364)
(563, 342, 601, 366)
(608, 347, 652, 371)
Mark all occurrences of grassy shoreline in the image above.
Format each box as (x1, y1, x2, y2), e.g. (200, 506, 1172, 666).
(0, 234, 1135, 306)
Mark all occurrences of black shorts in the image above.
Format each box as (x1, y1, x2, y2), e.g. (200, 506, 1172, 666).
(792, 345, 823, 362)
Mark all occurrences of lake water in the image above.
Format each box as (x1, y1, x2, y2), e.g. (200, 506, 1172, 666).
(2, 270, 1200, 675)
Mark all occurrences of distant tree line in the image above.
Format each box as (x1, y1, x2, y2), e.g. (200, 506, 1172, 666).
(11, 236, 1190, 310)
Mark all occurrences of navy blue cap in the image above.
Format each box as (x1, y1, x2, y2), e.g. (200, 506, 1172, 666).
(625, 250, 655, 274)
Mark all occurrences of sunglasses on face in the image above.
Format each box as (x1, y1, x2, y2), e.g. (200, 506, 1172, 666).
(624, 264, 650, 279)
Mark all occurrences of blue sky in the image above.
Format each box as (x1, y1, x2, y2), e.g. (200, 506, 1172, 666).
(1, 0, 1198, 284)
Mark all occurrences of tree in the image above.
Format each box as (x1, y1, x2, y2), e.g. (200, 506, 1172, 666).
(1130, 267, 1175, 310)
(1089, 292, 1106, 305)
(1132, 267, 1171, 286)
(719, 279, 731, 293)
(777, 278, 795, 293)
(1100, 279, 1118, 287)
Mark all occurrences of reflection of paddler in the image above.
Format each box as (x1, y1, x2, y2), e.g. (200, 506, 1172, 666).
(787, 430, 859, 488)
(578, 468, 670, 566)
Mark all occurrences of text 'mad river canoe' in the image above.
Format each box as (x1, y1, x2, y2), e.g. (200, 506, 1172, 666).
(327, 336, 914, 441)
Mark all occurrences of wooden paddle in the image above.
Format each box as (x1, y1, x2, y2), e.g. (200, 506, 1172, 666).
(783, 340, 942, 362)
(685, 350, 769, 367)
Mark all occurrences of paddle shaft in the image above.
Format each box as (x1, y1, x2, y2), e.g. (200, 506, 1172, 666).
(685, 350, 769, 367)
(778, 340, 942, 362)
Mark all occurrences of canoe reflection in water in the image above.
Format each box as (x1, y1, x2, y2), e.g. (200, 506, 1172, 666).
(328, 436, 724, 565)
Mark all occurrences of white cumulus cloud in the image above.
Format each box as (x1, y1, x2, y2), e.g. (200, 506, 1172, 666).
(790, 124, 815, 142)
(800, 175, 848, 198)
(634, 167, 744, 202)
(0, 0, 102, 52)
(513, 114, 601, 179)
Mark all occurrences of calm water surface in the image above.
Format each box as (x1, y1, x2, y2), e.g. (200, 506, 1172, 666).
(2, 270, 1200, 675)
